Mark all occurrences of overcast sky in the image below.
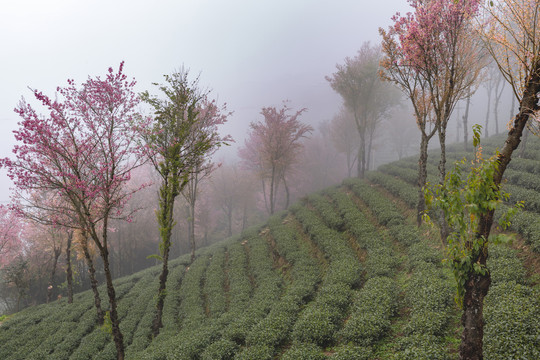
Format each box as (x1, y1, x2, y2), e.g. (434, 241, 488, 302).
(0, 0, 411, 203)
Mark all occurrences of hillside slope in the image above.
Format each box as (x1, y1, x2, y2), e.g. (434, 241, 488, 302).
(0, 134, 539, 360)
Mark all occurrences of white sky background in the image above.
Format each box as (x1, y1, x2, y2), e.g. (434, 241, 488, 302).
(0, 0, 412, 203)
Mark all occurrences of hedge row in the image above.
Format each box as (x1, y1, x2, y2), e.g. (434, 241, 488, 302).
(3, 279, 137, 360)
(503, 168, 540, 191)
(83, 274, 158, 359)
(219, 233, 284, 349)
(306, 190, 345, 231)
(330, 189, 397, 279)
(405, 262, 453, 337)
(224, 242, 252, 315)
(288, 203, 361, 347)
(339, 276, 398, 346)
(204, 247, 228, 318)
(343, 178, 404, 227)
(484, 244, 540, 359)
(378, 163, 418, 185)
(367, 171, 418, 209)
(496, 204, 540, 252)
(508, 157, 540, 174)
(290, 203, 362, 287)
(239, 216, 322, 354)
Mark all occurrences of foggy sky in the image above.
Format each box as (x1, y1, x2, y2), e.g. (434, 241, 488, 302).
(0, 0, 413, 203)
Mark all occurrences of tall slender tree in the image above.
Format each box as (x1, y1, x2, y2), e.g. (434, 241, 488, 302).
(140, 70, 231, 336)
(380, 27, 438, 226)
(329, 108, 360, 177)
(326, 43, 398, 178)
(445, 0, 540, 358)
(181, 97, 231, 263)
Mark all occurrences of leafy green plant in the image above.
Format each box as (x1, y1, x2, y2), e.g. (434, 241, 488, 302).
(424, 125, 522, 305)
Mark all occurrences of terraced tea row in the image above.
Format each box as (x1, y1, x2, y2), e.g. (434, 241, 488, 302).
(1, 151, 539, 359)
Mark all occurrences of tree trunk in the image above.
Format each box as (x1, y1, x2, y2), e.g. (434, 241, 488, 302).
(241, 203, 247, 232)
(189, 201, 196, 264)
(485, 88, 491, 138)
(346, 150, 352, 177)
(66, 231, 73, 304)
(152, 249, 169, 337)
(356, 145, 362, 178)
(438, 124, 450, 243)
(417, 133, 429, 226)
(493, 79, 505, 135)
(227, 206, 233, 237)
(366, 129, 374, 172)
(459, 258, 491, 360)
(261, 178, 270, 214)
(509, 94, 515, 121)
(94, 214, 125, 360)
(152, 177, 176, 337)
(47, 247, 61, 303)
(519, 127, 529, 158)
(269, 165, 276, 214)
(357, 127, 367, 179)
(283, 176, 290, 209)
(459, 56, 540, 360)
(100, 244, 124, 360)
(82, 233, 104, 324)
(463, 94, 471, 151)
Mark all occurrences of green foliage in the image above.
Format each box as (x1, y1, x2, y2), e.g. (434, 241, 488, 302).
(488, 245, 526, 285)
(484, 282, 540, 359)
(330, 344, 373, 360)
(404, 264, 453, 336)
(344, 178, 404, 226)
(307, 191, 345, 230)
(200, 338, 238, 360)
(281, 342, 326, 360)
(391, 334, 450, 360)
(101, 311, 113, 335)
(367, 171, 418, 208)
(234, 344, 274, 360)
(423, 125, 521, 305)
(340, 277, 397, 346)
(292, 304, 341, 345)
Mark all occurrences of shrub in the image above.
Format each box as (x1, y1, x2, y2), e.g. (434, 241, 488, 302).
(488, 245, 526, 285)
(331, 344, 373, 360)
(484, 282, 540, 360)
(292, 305, 341, 345)
(200, 339, 238, 360)
(339, 277, 397, 345)
(390, 225, 420, 246)
(233, 344, 274, 360)
(281, 342, 326, 360)
(391, 334, 450, 360)
(308, 192, 345, 230)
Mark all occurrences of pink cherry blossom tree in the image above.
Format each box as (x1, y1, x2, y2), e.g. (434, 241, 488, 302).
(380, 0, 485, 230)
(239, 103, 312, 215)
(13, 190, 78, 304)
(2, 62, 149, 359)
(0, 205, 23, 269)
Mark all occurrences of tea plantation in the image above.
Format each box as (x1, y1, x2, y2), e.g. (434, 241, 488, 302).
(1, 134, 539, 359)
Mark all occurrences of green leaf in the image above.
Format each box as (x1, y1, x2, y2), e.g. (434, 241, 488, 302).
(147, 254, 163, 262)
